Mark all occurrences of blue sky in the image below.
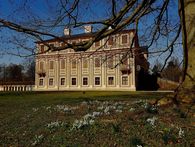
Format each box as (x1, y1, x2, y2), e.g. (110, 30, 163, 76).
(0, 0, 182, 68)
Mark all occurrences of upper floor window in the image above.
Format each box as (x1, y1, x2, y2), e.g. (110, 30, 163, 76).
(40, 45, 44, 53)
(108, 36, 114, 46)
(94, 58, 100, 68)
(61, 59, 65, 69)
(83, 59, 88, 68)
(122, 35, 128, 44)
(49, 61, 54, 69)
(95, 41, 100, 47)
(108, 56, 114, 69)
(72, 59, 77, 69)
(39, 61, 44, 71)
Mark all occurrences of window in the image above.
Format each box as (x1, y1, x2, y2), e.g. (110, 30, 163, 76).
(49, 61, 54, 69)
(95, 77, 100, 85)
(39, 79, 44, 86)
(108, 56, 114, 69)
(122, 76, 128, 85)
(95, 58, 100, 68)
(108, 36, 114, 46)
(61, 59, 65, 69)
(40, 45, 44, 53)
(72, 78, 76, 85)
(108, 77, 114, 85)
(122, 35, 128, 44)
(83, 59, 88, 68)
(95, 41, 100, 47)
(49, 78, 54, 86)
(72, 59, 77, 69)
(61, 78, 65, 85)
(39, 61, 44, 71)
(83, 77, 88, 85)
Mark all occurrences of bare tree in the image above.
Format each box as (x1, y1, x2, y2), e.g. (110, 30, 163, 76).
(0, 0, 194, 101)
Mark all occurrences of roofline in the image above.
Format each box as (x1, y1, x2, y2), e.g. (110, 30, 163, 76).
(36, 29, 136, 44)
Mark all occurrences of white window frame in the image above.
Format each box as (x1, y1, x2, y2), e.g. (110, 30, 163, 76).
(107, 76, 115, 86)
(82, 77, 89, 86)
(94, 76, 101, 86)
(121, 76, 129, 86)
(48, 78, 54, 86)
(60, 78, 66, 86)
(71, 77, 77, 86)
(39, 78, 44, 86)
(121, 34, 129, 45)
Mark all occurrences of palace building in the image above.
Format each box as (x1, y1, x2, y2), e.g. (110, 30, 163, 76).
(35, 27, 149, 91)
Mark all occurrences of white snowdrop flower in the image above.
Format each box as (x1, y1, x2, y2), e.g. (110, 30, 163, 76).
(137, 145, 143, 147)
(115, 109, 122, 113)
(32, 108, 38, 112)
(179, 128, 185, 138)
(129, 108, 135, 112)
(146, 117, 158, 126)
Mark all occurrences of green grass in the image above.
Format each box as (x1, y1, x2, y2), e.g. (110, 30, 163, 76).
(0, 91, 194, 146)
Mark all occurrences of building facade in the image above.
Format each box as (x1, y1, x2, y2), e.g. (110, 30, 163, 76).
(35, 28, 148, 91)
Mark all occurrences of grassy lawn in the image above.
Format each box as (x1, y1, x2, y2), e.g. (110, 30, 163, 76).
(0, 91, 194, 146)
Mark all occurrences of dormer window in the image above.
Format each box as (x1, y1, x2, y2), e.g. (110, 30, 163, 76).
(121, 35, 128, 44)
(40, 45, 44, 53)
(108, 36, 114, 46)
(95, 41, 100, 47)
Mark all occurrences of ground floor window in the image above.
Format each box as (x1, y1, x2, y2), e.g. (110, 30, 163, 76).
(83, 77, 88, 86)
(122, 76, 128, 85)
(108, 77, 114, 85)
(72, 78, 77, 85)
(95, 77, 100, 85)
(39, 79, 44, 86)
(61, 78, 65, 85)
(49, 78, 54, 86)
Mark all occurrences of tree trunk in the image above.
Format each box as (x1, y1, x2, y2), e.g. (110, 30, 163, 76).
(178, 0, 195, 102)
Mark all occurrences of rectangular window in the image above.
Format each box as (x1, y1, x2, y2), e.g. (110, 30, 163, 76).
(72, 78, 76, 85)
(122, 76, 128, 85)
(83, 77, 88, 85)
(39, 61, 44, 71)
(83, 59, 88, 68)
(95, 58, 100, 68)
(108, 36, 114, 46)
(39, 79, 44, 86)
(108, 56, 114, 69)
(95, 41, 100, 47)
(60, 78, 65, 85)
(72, 59, 77, 69)
(61, 59, 65, 69)
(108, 77, 114, 85)
(49, 78, 54, 86)
(95, 77, 100, 85)
(49, 61, 54, 69)
(40, 45, 44, 53)
(122, 35, 128, 44)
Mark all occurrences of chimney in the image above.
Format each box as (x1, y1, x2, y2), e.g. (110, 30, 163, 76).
(84, 25, 92, 33)
(64, 28, 71, 36)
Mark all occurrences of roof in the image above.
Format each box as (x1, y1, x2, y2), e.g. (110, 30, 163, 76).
(36, 29, 136, 44)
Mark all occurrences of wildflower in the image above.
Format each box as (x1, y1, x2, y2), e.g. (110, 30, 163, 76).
(32, 108, 38, 112)
(129, 108, 135, 112)
(146, 117, 158, 127)
(32, 134, 44, 146)
(178, 128, 185, 138)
